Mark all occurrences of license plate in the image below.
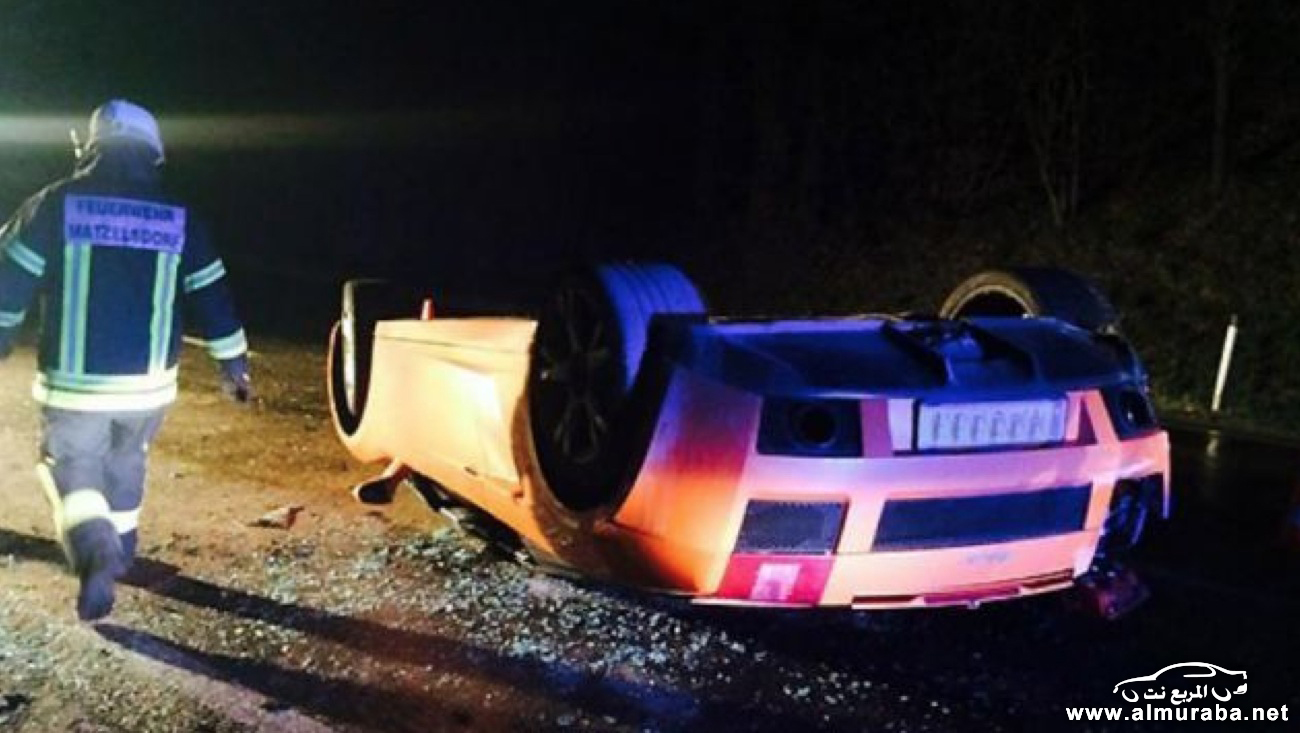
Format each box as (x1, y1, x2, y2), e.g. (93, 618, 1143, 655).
(915, 398, 1067, 451)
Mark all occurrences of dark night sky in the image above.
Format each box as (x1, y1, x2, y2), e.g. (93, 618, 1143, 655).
(2, 2, 700, 111)
(0, 0, 708, 320)
(3, 1, 1299, 335)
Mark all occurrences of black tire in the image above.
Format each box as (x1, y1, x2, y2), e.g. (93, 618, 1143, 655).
(939, 267, 1121, 334)
(329, 279, 424, 435)
(528, 263, 706, 511)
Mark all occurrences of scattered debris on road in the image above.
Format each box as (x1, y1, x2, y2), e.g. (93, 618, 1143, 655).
(250, 505, 305, 530)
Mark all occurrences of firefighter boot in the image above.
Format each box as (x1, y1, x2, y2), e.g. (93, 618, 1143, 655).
(66, 519, 127, 621)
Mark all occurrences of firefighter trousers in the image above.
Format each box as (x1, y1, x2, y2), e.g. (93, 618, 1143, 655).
(38, 406, 166, 569)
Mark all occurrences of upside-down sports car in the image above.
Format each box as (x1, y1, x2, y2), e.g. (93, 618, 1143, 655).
(328, 264, 1169, 612)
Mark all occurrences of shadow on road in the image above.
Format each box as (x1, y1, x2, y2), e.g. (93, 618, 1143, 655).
(0, 527, 819, 732)
(96, 622, 479, 731)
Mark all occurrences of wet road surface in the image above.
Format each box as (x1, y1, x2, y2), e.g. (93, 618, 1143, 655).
(1140, 427, 1300, 610)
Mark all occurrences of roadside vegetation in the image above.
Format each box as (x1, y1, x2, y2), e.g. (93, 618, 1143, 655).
(693, 142, 1300, 435)
(680, 0, 1300, 435)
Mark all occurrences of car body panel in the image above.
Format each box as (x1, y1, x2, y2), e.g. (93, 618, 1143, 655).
(331, 313, 1171, 609)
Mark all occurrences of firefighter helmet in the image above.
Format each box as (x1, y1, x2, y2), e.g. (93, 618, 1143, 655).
(87, 99, 164, 164)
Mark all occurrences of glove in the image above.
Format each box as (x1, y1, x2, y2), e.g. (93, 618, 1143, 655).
(218, 355, 254, 404)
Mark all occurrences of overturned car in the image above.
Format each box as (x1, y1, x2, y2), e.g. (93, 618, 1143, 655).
(328, 264, 1168, 614)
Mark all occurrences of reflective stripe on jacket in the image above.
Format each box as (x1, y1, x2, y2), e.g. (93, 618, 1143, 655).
(0, 147, 245, 411)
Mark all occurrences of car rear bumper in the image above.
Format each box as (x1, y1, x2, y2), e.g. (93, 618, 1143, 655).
(605, 372, 1170, 607)
(699, 532, 1093, 608)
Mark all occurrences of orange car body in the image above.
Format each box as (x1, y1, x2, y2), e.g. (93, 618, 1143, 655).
(331, 315, 1170, 609)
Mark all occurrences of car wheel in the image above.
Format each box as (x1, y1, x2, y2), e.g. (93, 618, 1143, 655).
(528, 263, 706, 511)
(939, 267, 1121, 334)
(329, 279, 422, 435)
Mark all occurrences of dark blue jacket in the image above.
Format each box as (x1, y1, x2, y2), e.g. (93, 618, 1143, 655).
(0, 146, 246, 411)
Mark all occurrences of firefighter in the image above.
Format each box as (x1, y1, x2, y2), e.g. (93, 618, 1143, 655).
(0, 99, 252, 621)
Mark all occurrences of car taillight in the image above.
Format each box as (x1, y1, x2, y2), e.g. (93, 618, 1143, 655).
(714, 555, 834, 605)
(712, 501, 845, 605)
(733, 500, 847, 554)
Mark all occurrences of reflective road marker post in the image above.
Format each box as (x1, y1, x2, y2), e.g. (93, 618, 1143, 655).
(1211, 315, 1238, 414)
